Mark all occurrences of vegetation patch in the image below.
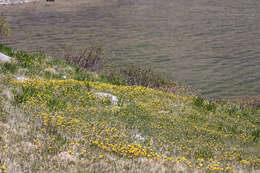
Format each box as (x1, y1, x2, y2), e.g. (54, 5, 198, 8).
(0, 45, 259, 172)
(0, 16, 10, 43)
(64, 47, 105, 72)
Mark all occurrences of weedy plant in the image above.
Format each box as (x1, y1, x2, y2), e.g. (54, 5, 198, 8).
(102, 65, 175, 89)
(0, 16, 10, 44)
(193, 96, 217, 112)
(64, 47, 105, 72)
(0, 102, 7, 123)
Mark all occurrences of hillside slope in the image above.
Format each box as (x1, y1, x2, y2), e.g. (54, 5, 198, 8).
(0, 45, 259, 172)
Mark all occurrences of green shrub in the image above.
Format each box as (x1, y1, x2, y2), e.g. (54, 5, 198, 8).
(0, 44, 14, 56)
(193, 96, 204, 107)
(204, 101, 217, 112)
(1, 62, 17, 73)
(252, 128, 260, 142)
(193, 97, 218, 113)
(102, 65, 173, 89)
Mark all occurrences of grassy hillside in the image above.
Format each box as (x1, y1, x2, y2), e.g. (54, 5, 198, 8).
(0, 45, 259, 172)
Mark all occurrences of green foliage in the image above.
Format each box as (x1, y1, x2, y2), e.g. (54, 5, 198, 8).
(47, 97, 66, 111)
(193, 96, 204, 107)
(16, 50, 35, 67)
(204, 101, 217, 112)
(14, 86, 38, 104)
(0, 44, 15, 56)
(195, 146, 214, 158)
(1, 46, 260, 172)
(252, 129, 260, 142)
(1, 63, 17, 74)
(74, 67, 92, 81)
(193, 97, 217, 112)
(101, 68, 126, 85)
(225, 104, 240, 115)
(102, 65, 173, 89)
(0, 105, 7, 123)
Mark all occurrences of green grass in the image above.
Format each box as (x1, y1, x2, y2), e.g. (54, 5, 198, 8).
(0, 45, 259, 172)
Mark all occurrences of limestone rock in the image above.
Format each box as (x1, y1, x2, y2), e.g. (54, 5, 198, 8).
(95, 92, 118, 105)
(0, 52, 11, 62)
(15, 76, 28, 82)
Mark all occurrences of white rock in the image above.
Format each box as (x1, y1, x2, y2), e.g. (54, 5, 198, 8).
(95, 92, 118, 105)
(159, 110, 169, 114)
(134, 133, 145, 142)
(54, 152, 76, 162)
(15, 76, 28, 82)
(0, 52, 11, 62)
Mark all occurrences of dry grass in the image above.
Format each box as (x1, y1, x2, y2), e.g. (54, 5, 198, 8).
(64, 47, 105, 72)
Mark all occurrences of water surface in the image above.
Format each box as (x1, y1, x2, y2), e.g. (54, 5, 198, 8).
(1, 0, 260, 98)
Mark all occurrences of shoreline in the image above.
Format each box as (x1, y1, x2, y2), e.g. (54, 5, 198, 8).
(0, 0, 39, 5)
(0, 45, 260, 107)
(1, 1, 260, 99)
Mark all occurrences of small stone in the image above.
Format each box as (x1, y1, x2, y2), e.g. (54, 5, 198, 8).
(95, 92, 118, 105)
(0, 53, 11, 62)
(15, 76, 28, 82)
(159, 110, 169, 114)
(44, 67, 57, 74)
(1, 89, 14, 100)
(55, 152, 77, 162)
(134, 133, 145, 142)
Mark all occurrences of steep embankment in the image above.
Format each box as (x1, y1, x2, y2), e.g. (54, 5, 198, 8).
(0, 45, 259, 172)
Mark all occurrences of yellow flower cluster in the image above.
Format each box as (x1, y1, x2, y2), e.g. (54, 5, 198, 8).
(0, 144, 7, 152)
(1, 165, 6, 173)
(11, 78, 260, 171)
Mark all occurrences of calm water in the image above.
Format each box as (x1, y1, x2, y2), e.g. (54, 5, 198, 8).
(1, 0, 260, 98)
